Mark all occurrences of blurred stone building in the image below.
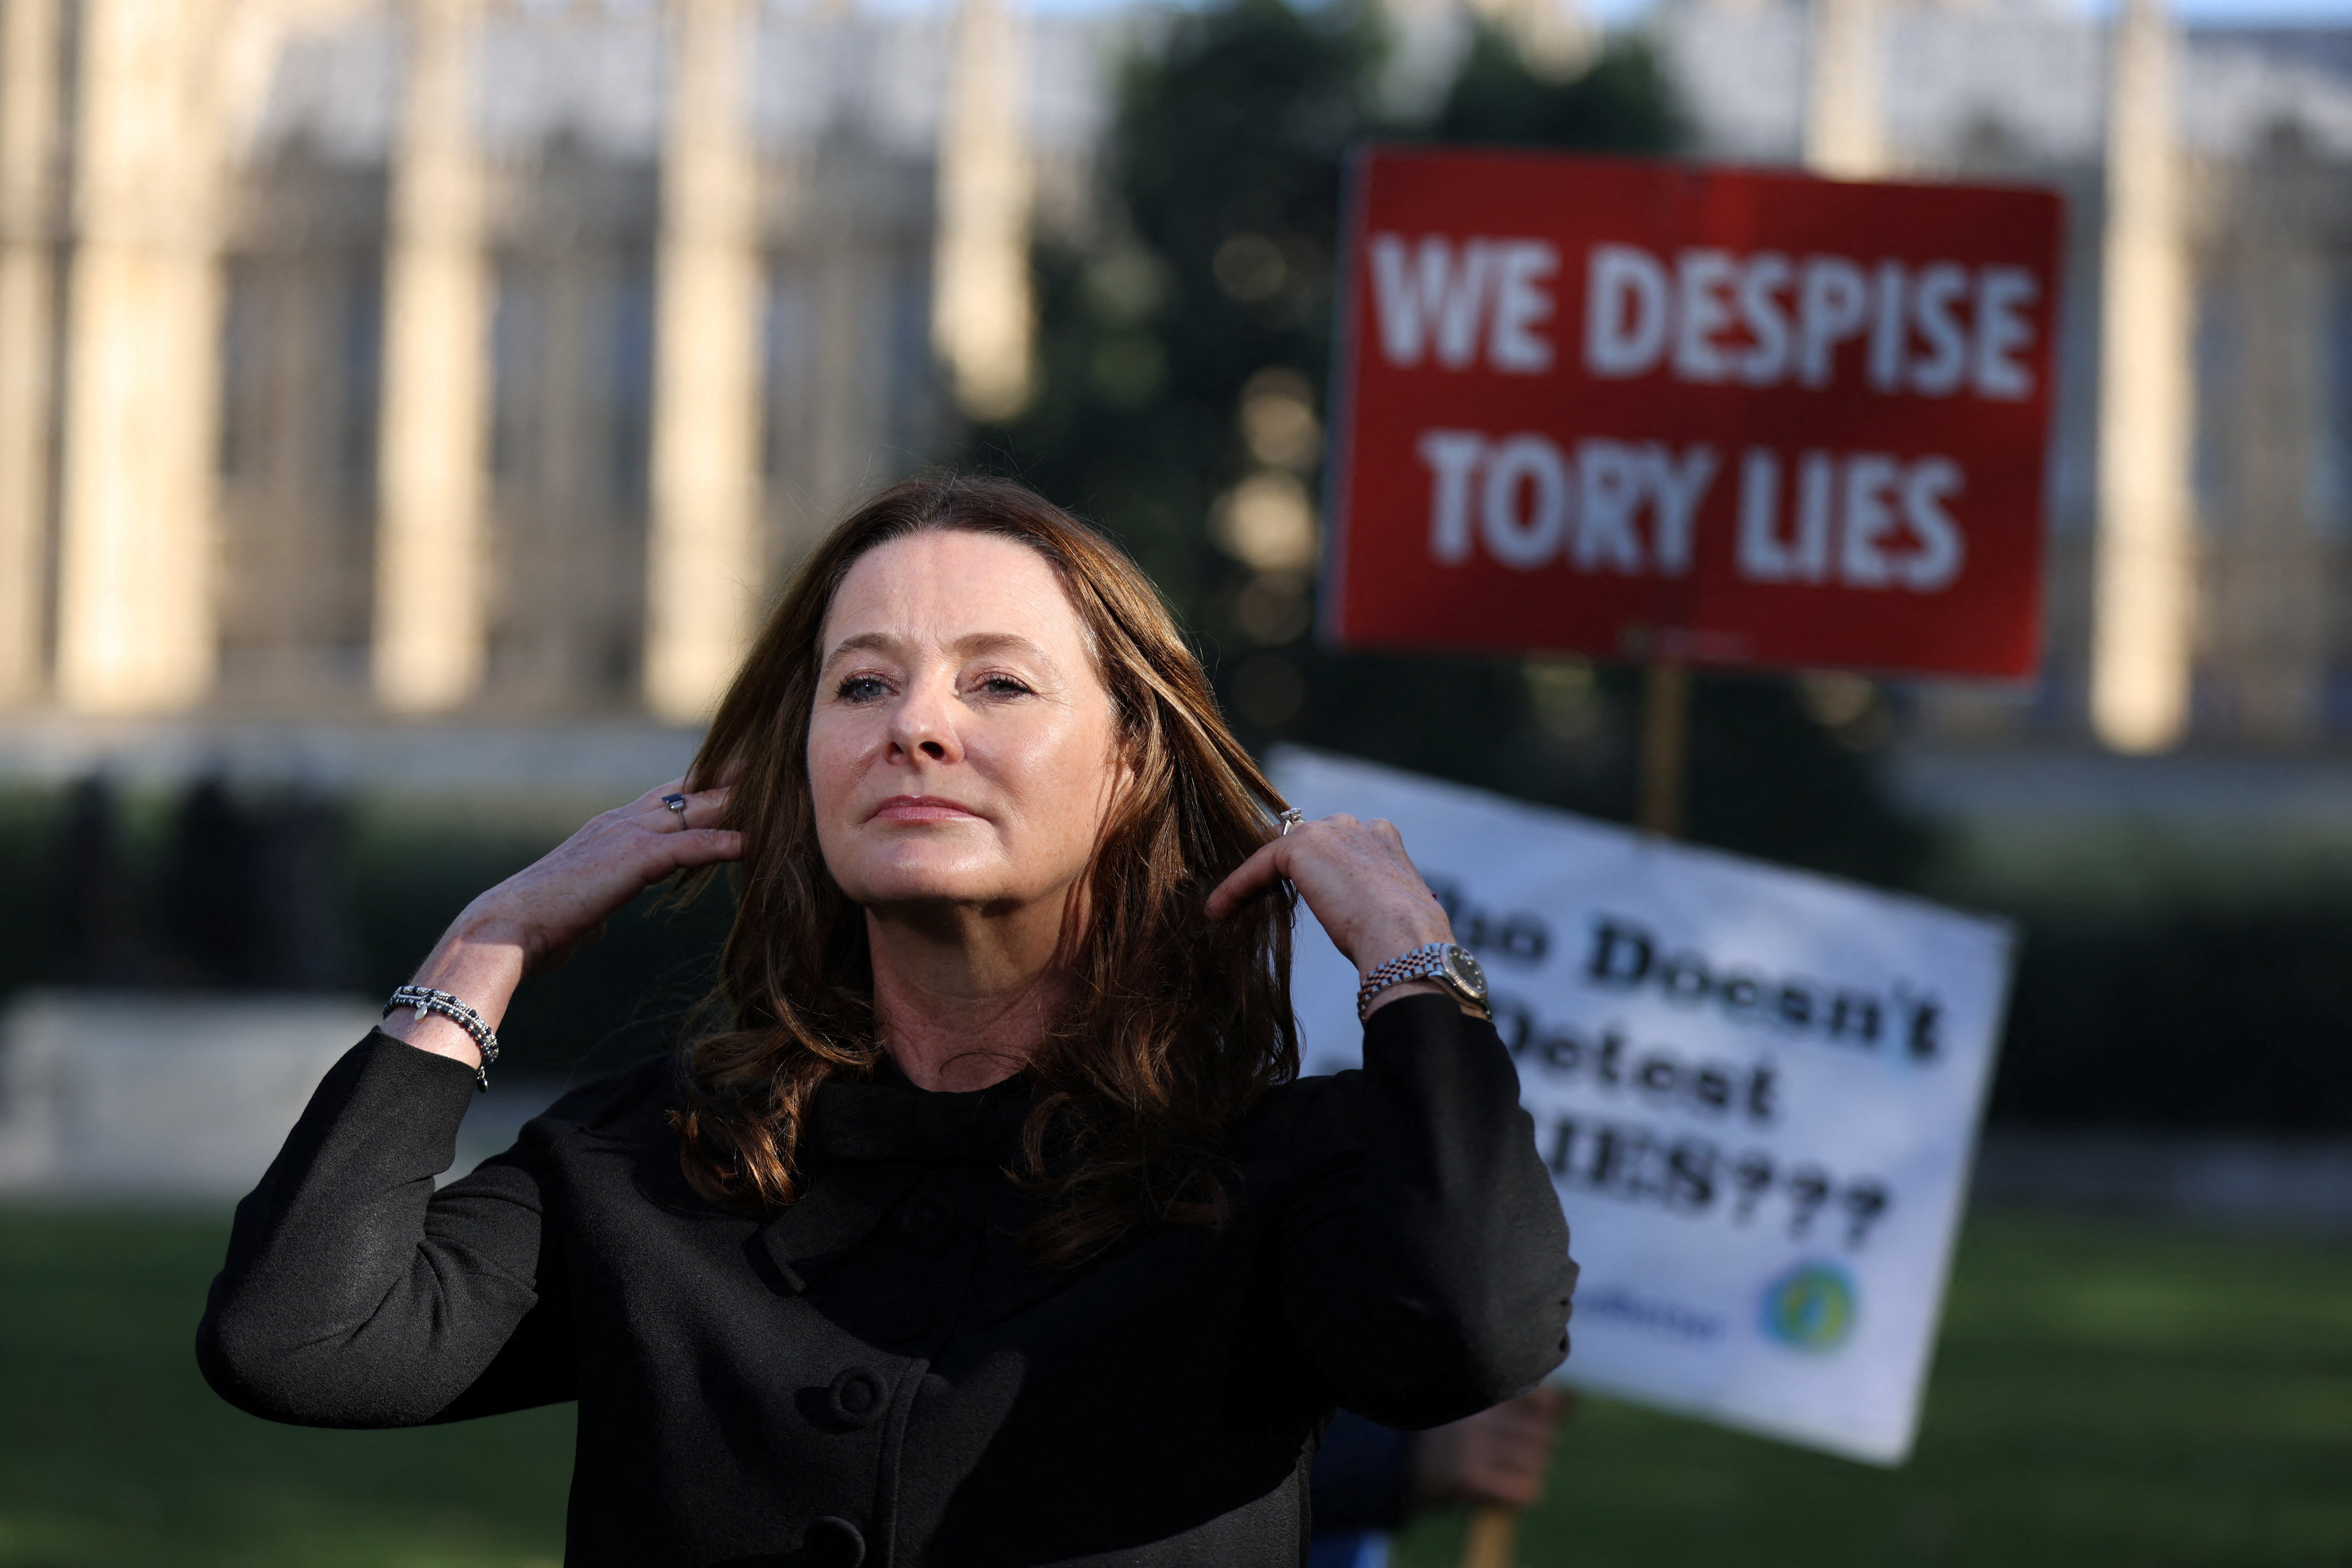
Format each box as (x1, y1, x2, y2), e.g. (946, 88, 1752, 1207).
(0, 0, 1109, 729)
(0, 0, 2346, 760)
(1657, 0, 2352, 753)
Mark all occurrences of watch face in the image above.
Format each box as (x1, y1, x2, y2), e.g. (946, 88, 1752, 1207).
(1442, 944, 1490, 1001)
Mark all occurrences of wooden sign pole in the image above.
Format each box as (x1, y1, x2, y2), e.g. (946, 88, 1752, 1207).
(1459, 664, 1688, 1568)
(1637, 658, 1691, 839)
(1461, 1504, 1519, 1568)
(1456, 1387, 1588, 1568)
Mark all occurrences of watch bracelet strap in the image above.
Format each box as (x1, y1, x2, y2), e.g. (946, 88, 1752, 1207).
(1356, 942, 1454, 1023)
(385, 985, 500, 1091)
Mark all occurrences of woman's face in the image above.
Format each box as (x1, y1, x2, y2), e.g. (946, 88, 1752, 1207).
(809, 530, 1123, 919)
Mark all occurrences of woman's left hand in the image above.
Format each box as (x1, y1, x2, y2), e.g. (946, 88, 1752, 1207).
(1204, 814, 1457, 992)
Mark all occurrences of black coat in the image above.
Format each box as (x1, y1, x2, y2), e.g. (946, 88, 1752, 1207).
(197, 994, 1576, 1568)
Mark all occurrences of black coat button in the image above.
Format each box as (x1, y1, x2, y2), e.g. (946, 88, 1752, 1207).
(806, 1515, 865, 1566)
(824, 1366, 887, 1430)
(897, 1194, 957, 1253)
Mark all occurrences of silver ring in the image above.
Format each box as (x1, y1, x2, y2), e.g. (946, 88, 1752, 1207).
(1278, 807, 1305, 836)
(662, 793, 689, 823)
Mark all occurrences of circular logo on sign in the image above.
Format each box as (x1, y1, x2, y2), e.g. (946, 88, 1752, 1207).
(1761, 1261, 1857, 1352)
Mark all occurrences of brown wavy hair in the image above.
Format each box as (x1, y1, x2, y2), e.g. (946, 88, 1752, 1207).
(671, 474, 1299, 1265)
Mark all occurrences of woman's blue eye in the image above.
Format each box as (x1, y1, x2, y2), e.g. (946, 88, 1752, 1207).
(837, 675, 890, 703)
(980, 675, 1032, 697)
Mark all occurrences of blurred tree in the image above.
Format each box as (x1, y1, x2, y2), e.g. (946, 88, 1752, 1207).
(159, 778, 264, 985)
(982, 0, 1380, 611)
(1992, 898, 2352, 1132)
(970, 0, 1930, 888)
(1432, 28, 1682, 151)
(51, 776, 145, 984)
(156, 779, 357, 990)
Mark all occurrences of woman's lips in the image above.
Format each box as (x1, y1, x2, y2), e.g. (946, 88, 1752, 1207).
(870, 795, 986, 824)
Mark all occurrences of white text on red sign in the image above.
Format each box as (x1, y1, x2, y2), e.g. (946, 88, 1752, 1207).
(1417, 433, 1964, 592)
(1369, 234, 2041, 398)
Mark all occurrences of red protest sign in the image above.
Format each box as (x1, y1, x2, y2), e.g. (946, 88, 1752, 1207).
(1321, 147, 2063, 678)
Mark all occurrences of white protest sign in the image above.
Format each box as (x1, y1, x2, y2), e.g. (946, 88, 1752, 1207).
(1272, 747, 2013, 1465)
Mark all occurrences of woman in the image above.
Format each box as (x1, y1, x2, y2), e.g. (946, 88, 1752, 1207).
(199, 476, 1574, 1568)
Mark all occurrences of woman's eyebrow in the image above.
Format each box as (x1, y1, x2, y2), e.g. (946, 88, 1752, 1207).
(821, 631, 905, 669)
(952, 631, 1059, 671)
(821, 629, 1062, 674)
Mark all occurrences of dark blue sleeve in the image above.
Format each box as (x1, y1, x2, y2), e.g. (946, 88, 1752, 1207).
(1309, 1409, 1413, 1534)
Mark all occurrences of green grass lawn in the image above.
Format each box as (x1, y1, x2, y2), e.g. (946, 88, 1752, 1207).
(0, 1208, 571, 1568)
(1, 1206, 2346, 1567)
(1400, 1211, 2352, 1568)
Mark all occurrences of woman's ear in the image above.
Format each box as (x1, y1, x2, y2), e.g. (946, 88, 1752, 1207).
(1101, 729, 1148, 835)
(1111, 731, 1138, 795)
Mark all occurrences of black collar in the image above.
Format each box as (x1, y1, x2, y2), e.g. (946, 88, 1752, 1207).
(801, 1065, 1034, 1166)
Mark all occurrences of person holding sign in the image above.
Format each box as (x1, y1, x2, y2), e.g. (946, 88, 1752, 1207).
(197, 476, 1577, 1566)
(1309, 1392, 1575, 1567)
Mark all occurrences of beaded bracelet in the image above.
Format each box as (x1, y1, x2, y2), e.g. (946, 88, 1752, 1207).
(385, 985, 501, 1091)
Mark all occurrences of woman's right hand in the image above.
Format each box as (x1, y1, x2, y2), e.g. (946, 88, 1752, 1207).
(382, 779, 742, 1069)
